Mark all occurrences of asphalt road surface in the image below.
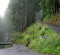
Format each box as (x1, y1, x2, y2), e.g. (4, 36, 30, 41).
(0, 44, 51, 55)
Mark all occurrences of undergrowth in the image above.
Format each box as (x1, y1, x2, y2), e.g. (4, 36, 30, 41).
(43, 13, 60, 27)
(9, 22, 60, 55)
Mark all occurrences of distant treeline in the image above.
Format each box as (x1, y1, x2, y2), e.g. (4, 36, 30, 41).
(4, 0, 60, 32)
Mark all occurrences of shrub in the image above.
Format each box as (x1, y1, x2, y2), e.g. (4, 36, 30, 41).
(10, 22, 60, 54)
(9, 32, 24, 43)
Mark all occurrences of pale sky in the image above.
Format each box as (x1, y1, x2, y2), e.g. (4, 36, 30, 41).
(0, 0, 10, 17)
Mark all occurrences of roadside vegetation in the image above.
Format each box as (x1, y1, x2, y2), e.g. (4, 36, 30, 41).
(9, 22, 60, 55)
(5, 0, 60, 55)
(43, 13, 60, 27)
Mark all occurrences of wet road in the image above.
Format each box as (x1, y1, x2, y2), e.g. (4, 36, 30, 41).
(0, 44, 51, 55)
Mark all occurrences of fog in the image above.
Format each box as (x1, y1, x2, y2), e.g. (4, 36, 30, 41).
(0, 0, 10, 42)
(0, 0, 10, 17)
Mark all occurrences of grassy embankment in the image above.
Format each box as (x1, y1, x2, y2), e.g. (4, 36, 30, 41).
(9, 22, 60, 55)
(43, 13, 60, 27)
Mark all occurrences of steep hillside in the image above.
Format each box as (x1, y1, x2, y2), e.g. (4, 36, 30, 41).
(43, 13, 60, 27)
(9, 22, 60, 55)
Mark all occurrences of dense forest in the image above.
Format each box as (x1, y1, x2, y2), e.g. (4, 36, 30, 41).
(2, 0, 60, 55)
(5, 0, 58, 31)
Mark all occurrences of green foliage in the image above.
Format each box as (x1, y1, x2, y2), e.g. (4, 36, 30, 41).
(4, 0, 53, 31)
(43, 13, 60, 27)
(34, 0, 52, 20)
(43, 14, 52, 22)
(26, 22, 60, 54)
(59, 0, 60, 3)
(41, 0, 52, 18)
(32, 0, 41, 12)
(9, 32, 24, 43)
(10, 22, 60, 54)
